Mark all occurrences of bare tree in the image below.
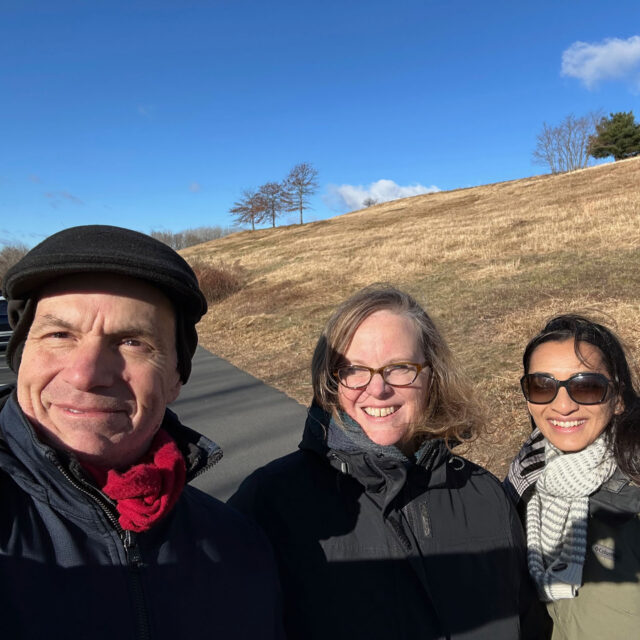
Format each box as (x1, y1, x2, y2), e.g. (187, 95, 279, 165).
(259, 181, 286, 228)
(284, 162, 318, 225)
(362, 197, 378, 208)
(150, 229, 184, 249)
(229, 189, 266, 231)
(182, 226, 226, 246)
(532, 112, 601, 174)
(150, 226, 230, 249)
(0, 243, 29, 287)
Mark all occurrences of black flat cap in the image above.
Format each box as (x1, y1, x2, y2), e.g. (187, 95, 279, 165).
(3, 225, 208, 383)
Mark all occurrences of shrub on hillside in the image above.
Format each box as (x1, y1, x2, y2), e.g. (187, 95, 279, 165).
(189, 259, 246, 303)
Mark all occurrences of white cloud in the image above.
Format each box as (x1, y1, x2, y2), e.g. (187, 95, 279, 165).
(324, 179, 440, 212)
(561, 35, 640, 89)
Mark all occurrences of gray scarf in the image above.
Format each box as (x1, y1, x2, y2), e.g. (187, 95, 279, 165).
(327, 411, 411, 462)
(526, 433, 615, 601)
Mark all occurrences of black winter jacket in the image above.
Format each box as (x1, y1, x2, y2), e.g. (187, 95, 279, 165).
(0, 388, 283, 640)
(229, 405, 544, 640)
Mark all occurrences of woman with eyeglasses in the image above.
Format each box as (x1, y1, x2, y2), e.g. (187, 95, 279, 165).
(229, 285, 544, 640)
(505, 314, 640, 639)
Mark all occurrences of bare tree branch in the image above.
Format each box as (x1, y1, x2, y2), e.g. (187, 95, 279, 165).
(0, 243, 30, 287)
(283, 162, 319, 225)
(532, 112, 601, 174)
(229, 189, 267, 231)
(259, 181, 286, 228)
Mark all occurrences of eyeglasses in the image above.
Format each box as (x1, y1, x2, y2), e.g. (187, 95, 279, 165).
(334, 362, 427, 390)
(520, 372, 612, 405)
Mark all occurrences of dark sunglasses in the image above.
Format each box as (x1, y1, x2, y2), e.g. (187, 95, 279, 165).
(520, 372, 612, 405)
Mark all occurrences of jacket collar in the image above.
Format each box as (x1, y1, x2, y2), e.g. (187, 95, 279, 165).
(590, 466, 640, 516)
(300, 402, 446, 514)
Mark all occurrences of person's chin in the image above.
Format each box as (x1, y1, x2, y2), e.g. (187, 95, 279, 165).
(541, 421, 595, 452)
(359, 417, 408, 447)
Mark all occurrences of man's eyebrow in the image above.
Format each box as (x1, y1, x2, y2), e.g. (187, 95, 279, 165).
(32, 314, 75, 330)
(32, 314, 158, 337)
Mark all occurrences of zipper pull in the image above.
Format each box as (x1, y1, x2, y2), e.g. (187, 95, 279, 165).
(123, 530, 145, 567)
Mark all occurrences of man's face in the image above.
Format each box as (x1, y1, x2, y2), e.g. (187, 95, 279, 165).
(17, 273, 182, 468)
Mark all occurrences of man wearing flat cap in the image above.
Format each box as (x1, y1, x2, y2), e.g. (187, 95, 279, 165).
(0, 225, 283, 639)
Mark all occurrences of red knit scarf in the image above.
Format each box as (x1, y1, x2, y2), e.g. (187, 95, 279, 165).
(83, 429, 186, 533)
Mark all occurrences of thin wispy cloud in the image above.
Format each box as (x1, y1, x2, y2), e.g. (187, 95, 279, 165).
(561, 35, 640, 89)
(44, 191, 84, 209)
(0, 228, 42, 247)
(137, 104, 155, 117)
(28, 174, 41, 183)
(324, 179, 440, 212)
(189, 182, 202, 193)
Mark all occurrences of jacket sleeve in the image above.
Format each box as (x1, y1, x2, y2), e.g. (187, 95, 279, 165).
(230, 472, 292, 640)
(228, 469, 265, 521)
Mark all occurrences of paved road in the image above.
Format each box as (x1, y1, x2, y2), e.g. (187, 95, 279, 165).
(0, 346, 308, 501)
(172, 347, 307, 500)
(0, 349, 14, 388)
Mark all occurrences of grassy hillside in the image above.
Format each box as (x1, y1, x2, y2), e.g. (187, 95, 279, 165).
(182, 158, 640, 475)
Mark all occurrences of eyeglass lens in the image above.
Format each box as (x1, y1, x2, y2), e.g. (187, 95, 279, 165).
(337, 364, 420, 389)
(522, 373, 610, 405)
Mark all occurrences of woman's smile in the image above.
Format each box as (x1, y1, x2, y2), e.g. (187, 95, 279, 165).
(362, 405, 399, 418)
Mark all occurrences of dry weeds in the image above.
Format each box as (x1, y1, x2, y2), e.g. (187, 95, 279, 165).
(183, 158, 640, 477)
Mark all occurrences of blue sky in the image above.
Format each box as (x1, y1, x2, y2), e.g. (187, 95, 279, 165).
(1, 0, 639, 245)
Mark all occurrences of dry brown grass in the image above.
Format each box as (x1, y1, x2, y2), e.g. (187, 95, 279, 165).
(183, 158, 640, 477)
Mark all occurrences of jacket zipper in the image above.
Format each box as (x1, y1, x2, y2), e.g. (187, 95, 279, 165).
(188, 447, 223, 482)
(387, 514, 413, 551)
(50, 455, 151, 640)
(124, 530, 151, 640)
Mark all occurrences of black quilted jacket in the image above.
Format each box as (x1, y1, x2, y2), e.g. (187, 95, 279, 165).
(0, 387, 283, 640)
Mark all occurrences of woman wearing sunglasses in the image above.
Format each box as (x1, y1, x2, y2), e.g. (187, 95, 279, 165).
(230, 285, 544, 639)
(505, 314, 640, 639)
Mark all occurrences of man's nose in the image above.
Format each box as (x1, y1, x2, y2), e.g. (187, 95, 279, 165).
(63, 339, 118, 390)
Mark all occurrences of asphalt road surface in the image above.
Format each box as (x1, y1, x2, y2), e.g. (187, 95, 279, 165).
(0, 346, 308, 501)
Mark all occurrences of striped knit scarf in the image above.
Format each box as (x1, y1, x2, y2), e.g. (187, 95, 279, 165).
(526, 434, 615, 601)
(504, 428, 546, 505)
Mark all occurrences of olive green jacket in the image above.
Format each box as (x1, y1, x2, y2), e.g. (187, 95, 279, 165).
(546, 469, 640, 640)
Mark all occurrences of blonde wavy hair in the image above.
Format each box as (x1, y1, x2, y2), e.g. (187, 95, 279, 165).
(311, 284, 484, 444)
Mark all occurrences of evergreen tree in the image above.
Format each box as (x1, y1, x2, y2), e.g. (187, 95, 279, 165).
(589, 111, 640, 161)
